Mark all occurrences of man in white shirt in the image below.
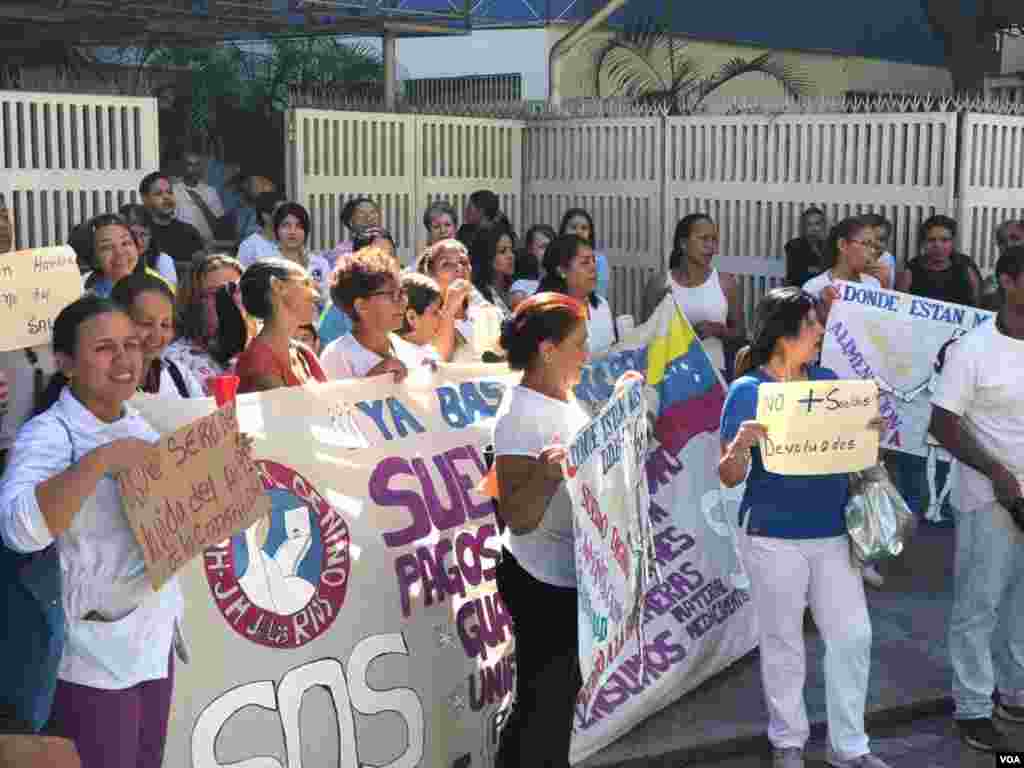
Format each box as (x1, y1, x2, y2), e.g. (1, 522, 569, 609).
(929, 244, 1024, 754)
(174, 152, 226, 245)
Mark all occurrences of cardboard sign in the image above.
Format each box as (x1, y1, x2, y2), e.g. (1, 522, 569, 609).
(116, 402, 271, 590)
(0, 245, 82, 352)
(756, 379, 879, 475)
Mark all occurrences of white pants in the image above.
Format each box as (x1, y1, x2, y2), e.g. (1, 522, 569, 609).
(741, 534, 872, 759)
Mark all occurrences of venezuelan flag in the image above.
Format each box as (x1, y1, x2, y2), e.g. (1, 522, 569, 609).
(645, 298, 726, 455)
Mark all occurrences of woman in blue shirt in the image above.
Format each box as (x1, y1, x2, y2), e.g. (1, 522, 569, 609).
(719, 287, 889, 768)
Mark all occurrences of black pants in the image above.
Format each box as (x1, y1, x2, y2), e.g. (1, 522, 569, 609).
(496, 550, 581, 768)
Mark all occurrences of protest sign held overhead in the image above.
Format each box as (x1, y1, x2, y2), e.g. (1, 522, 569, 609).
(821, 280, 994, 456)
(115, 402, 271, 591)
(755, 380, 879, 475)
(566, 374, 655, 715)
(0, 245, 82, 352)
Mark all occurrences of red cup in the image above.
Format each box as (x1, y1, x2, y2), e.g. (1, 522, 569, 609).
(207, 375, 240, 407)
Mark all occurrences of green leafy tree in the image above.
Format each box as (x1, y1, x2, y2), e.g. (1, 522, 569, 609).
(143, 37, 384, 136)
(586, 18, 815, 114)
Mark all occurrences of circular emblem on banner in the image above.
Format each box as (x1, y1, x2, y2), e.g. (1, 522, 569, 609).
(204, 460, 351, 649)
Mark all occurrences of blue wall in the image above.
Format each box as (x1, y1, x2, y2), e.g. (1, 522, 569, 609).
(401, 0, 948, 67)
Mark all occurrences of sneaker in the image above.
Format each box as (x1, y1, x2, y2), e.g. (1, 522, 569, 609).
(995, 698, 1024, 724)
(825, 747, 892, 767)
(861, 564, 885, 588)
(772, 747, 804, 767)
(955, 717, 1012, 752)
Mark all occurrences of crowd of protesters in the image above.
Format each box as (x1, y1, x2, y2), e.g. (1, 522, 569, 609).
(0, 151, 1022, 768)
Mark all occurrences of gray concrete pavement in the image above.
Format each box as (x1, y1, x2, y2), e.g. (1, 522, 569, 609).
(581, 523, 970, 767)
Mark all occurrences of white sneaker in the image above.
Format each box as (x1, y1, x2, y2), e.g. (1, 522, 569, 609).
(772, 747, 804, 767)
(825, 747, 892, 767)
(862, 564, 885, 588)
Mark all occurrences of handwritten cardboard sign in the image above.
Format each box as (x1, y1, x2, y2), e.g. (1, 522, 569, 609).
(0, 245, 82, 352)
(116, 402, 271, 590)
(756, 379, 879, 475)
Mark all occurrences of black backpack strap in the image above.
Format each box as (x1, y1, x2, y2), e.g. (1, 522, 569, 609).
(165, 360, 191, 398)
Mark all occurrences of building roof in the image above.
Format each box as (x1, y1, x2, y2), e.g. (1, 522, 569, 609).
(0, 1, 471, 46)
(402, 0, 948, 67)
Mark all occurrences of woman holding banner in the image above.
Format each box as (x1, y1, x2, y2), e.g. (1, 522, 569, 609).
(719, 287, 890, 768)
(492, 292, 591, 767)
(0, 295, 184, 767)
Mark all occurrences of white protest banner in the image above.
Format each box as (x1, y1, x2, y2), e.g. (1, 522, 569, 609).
(138, 298, 756, 768)
(115, 402, 271, 591)
(755, 380, 879, 475)
(566, 375, 653, 712)
(568, 295, 757, 764)
(140, 365, 519, 768)
(0, 245, 82, 352)
(821, 280, 994, 456)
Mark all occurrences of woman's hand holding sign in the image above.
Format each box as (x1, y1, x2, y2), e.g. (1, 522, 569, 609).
(538, 437, 568, 483)
(732, 421, 768, 453)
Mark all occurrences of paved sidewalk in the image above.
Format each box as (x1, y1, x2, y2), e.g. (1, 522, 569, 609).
(581, 524, 960, 768)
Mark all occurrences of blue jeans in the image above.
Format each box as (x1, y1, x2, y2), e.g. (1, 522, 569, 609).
(885, 451, 952, 520)
(949, 501, 1024, 719)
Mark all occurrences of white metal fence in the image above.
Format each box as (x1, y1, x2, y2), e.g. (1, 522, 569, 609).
(958, 112, 1024, 274)
(5, 89, 1019, 321)
(278, 102, 1024, 318)
(0, 91, 159, 251)
(287, 108, 522, 265)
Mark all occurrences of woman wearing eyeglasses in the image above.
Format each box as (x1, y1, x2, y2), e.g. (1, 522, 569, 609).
(802, 217, 882, 322)
(319, 247, 421, 381)
(162, 254, 244, 395)
(221, 259, 326, 394)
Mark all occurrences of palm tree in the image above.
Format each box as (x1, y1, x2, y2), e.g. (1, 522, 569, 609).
(587, 19, 815, 114)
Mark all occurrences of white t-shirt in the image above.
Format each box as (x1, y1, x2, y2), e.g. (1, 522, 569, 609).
(401, 340, 441, 366)
(931, 319, 1024, 513)
(173, 180, 224, 243)
(319, 332, 422, 380)
(162, 339, 229, 397)
(306, 252, 331, 308)
(492, 386, 590, 588)
(237, 232, 280, 268)
(879, 251, 897, 290)
(154, 359, 206, 399)
(667, 270, 728, 372)
(509, 279, 539, 299)
(802, 270, 880, 299)
(588, 295, 616, 354)
(152, 251, 178, 287)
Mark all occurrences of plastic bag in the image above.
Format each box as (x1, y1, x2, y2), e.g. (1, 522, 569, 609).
(845, 464, 916, 564)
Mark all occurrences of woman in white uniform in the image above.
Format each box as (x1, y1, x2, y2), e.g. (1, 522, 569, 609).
(0, 295, 189, 768)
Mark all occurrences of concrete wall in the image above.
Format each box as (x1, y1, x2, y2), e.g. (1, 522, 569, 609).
(396, 26, 953, 106)
(1002, 34, 1024, 75)
(553, 27, 953, 103)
